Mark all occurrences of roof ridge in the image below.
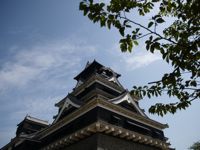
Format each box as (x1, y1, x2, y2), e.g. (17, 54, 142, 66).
(25, 115, 49, 125)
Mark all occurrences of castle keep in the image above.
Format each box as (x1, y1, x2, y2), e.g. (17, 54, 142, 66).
(2, 60, 170, 150)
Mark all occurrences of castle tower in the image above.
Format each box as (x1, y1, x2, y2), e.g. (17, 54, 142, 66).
(1, 60, 170, 150)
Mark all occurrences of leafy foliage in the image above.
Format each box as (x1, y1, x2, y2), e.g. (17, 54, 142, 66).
(79, 0, 200, 116)
(189, 141, 200, 150)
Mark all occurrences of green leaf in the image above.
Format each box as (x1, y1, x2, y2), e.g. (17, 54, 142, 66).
(107, 20, 112, 29)
(100, 16, 106, 27)
(108, 14, 114, 20)
(119, 27, 125, 36)
(133, 40, 138, 46)
(156, 18, 165, 23)
(148, 21, 154, 28)
(128, 41, 133, 52)
(100, 3, 105, 8)
(190, 80, 197, 87)
(120, 43, 127, 52)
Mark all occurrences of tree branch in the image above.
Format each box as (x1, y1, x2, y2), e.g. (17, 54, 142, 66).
(119, 15, 187, 47)
(136, 33, 153, 39)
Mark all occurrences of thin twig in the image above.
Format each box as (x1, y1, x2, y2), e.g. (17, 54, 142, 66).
(136, 33, 153, 39)
(119, 15, 189, 48)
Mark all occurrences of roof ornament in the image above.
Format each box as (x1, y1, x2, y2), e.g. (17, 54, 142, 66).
(99, 66, 123, 88)
(85, 61, 91, 68)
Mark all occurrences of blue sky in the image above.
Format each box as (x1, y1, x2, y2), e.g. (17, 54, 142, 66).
(0, 0, 199, 149)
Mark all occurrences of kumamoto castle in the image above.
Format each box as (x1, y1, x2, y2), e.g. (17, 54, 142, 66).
(2, 60, 174, 150)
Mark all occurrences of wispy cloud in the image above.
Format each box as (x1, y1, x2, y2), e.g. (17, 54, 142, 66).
(121, 52, 161, 70)
(0, 38, 97, 122)
(109, 44, 161, 71)
(0, 39, 96, 91)
(0, 38, 97, 147)
(0, 38, 161, 148)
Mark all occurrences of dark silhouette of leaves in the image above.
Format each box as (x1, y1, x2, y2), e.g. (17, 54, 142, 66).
(79, 0, 200, 116)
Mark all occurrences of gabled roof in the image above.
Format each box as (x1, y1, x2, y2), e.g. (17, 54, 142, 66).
(109, 90, 147, 117)
(53, 94, 84, 123)
(55, 93, 84, 108)
(16, 116, 49, 136)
